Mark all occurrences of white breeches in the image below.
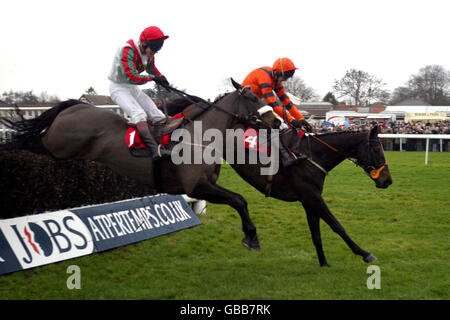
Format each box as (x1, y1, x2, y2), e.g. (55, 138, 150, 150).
(109, 82, 166, 123)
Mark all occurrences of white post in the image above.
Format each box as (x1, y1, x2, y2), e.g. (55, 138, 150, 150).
(425, 138, 429, 165)
(440, 139, 443, 152)
(400, 138, 403, 152)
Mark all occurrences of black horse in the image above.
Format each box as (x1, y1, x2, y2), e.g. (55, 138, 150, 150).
(156, 97, 393, 266)
(227, 121, 392, 266)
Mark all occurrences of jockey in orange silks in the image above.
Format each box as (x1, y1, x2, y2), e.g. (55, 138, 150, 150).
(242, 58, 311, 167)
(242, 58, 312, 132)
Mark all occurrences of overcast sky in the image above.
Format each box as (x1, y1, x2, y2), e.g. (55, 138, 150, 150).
(1, 0, 449, 101)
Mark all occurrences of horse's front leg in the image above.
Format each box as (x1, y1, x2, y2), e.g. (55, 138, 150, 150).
(190, 181, 260, 250)
(302, 193, 376, 264)
(302, 206, 330, 267)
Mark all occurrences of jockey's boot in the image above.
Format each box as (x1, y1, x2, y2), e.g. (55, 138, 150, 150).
(136, 121, 171, 160)
(279, 143, 306, 167)
(279, 143, 297, 167)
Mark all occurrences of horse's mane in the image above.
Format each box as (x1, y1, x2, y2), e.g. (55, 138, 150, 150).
(214, 91, 232, 103)
(162, 91, 234, 117)
(162, 96, 204, 116)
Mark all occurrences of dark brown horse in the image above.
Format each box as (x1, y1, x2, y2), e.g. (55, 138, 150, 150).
(0, 80, 265, 249)
(227, 119, 392, 266)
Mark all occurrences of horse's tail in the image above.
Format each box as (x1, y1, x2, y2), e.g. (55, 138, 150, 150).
(0, 99, 87, 154)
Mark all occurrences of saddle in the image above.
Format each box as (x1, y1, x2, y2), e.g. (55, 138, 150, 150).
(150, 117, 184, 136)
(243, 126, 307, 198)
(127, 115, 185, 137)
(125, 100, 208, 158)
(126, 114, 186, 157)
(242, 126, 305, 155)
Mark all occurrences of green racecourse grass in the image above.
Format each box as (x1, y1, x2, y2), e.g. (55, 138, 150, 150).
(0, 151, 449, 300)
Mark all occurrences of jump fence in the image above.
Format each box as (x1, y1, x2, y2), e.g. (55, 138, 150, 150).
(0, 105, 206, 214)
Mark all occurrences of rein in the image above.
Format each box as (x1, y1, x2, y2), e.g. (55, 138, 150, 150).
(307, 132, 387, 179)
(161, 84, 259, 125)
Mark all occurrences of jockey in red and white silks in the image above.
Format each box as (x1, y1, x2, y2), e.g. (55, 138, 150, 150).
(108, 26, 171, 159)
(108, 26, 169, 124)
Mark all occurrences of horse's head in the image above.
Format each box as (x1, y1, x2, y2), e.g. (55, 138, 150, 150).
(256, 106, 283, 129)
(228, 78, 262, 122)
(355, 125, 392, 189)
(229, 79, 283, 129)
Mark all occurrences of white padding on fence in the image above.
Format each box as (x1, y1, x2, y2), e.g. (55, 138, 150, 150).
(182, 195, 207, 215)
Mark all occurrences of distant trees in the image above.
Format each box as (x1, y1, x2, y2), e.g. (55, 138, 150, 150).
(332, 65, 450, 106)
(283, 76, 319, 102)
(142, 83, 186, 100)
(37, 91, 61, 103)
(84, 86, 97, 95)
(1, 90, 60, 104)
(322, 92, 339, 105)
(390, 65, 450, 105)
(3, 65, 449, 107)
(333, 69, 390, 106)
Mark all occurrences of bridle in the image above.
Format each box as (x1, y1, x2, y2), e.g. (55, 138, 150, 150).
(360, 137, 387, 179)
(309, 131, 387, 179)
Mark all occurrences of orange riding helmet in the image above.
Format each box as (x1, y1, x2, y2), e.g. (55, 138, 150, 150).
(273, 57, 298, 80)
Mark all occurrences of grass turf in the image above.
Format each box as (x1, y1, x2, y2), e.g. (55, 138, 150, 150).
(0, 151, 448, 299)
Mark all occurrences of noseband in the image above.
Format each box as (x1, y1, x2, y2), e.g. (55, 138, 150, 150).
(360, 137, 387, 179)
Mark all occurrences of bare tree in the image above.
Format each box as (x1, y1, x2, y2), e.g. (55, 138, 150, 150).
(38, 91, 60, 103)
(390, 86, 414, 105)
(333, 69, 390, 106)
(2, 90, 38, 104)
(393, 65, 450, 105)
(283, 76, 319, 102)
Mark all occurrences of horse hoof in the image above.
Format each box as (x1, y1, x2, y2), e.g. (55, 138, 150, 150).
(321, 263, 331, 268)
(242, 236, 261, 251)
(363, 253, 377, 263)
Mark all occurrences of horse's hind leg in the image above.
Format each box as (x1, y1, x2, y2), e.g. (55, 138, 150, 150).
(190, 181, 260, 250)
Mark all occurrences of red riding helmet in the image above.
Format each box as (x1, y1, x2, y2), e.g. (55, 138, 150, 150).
(139, 26, 169, 42)
(139, 26, 169, 52)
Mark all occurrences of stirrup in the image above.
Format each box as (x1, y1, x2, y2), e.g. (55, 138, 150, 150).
(157, 144, 171, 157)
(281, 156, 297, 167)
(281, 153, 306, 167)
(293, 152, 307, 160)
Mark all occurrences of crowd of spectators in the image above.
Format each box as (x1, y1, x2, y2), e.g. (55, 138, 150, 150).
(380, 120, 450, 134)
(313, 120, 450, 151)
(315, 120, 450, 135)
